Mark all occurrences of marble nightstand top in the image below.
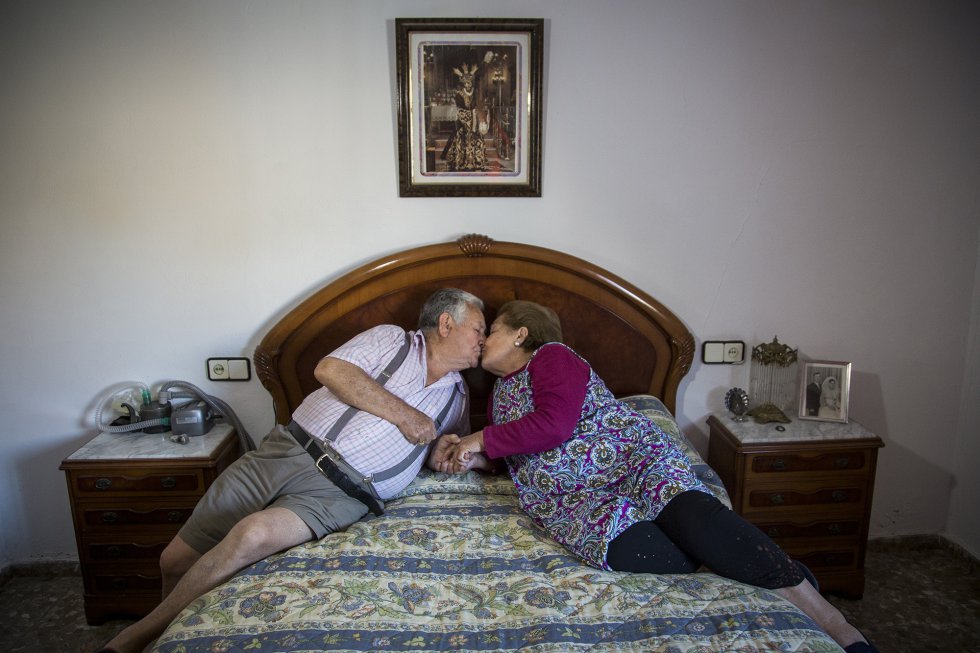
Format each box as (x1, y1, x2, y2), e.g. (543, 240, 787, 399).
(711, 413, 878, 444)
(64, 423, 236, 461)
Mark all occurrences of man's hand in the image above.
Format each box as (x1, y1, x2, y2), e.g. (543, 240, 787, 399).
(428, 434, 463, 473)
(396, 407, 438, 446)
(428, 434, 498, 474)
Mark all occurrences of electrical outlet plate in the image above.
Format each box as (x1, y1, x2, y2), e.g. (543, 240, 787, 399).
(702, 340, 746, 364)
(723, 341, 744, 363)
(207, 357, 251, 381)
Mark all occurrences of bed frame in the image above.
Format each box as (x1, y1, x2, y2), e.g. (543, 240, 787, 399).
(254, 234, 695, 427)
(154, 236, 843, 653)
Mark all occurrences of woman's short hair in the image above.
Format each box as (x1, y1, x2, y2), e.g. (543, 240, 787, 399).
(496, 300, 563, 351)
(418, 288, 484, 331)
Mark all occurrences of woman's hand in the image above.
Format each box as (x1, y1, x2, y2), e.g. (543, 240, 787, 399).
(453, 432, 485, 465)
(427, 433, 499, 474)
(429, 434, 478, 473)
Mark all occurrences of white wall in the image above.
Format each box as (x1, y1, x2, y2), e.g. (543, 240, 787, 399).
(1, 0, 978, 569)
(948, 237, 980, 554)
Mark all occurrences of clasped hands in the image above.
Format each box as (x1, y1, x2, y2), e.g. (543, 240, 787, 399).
(398, 407, 493, 474)
(429, 432, 490, 474)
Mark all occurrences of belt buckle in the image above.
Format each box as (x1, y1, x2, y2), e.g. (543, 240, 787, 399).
(317, 444, 373, 486)
(319, 441, 343, 463)
(313, 453, 332, 475)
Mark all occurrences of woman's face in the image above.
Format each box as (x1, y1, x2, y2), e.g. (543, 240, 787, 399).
(481, 316, 527, 377)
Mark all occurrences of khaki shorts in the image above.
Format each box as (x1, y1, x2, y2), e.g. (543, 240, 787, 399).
(178, 425, 369, 554)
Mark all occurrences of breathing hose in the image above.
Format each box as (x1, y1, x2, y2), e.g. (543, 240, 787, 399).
(94, 383, 169, 433)
(94, 380, 256, 452)
(158, 380, 256, 452)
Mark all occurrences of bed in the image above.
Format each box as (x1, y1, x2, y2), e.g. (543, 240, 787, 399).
(151, 235, 841, 652)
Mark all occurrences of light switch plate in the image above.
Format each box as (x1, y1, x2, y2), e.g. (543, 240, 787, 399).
(702, 342, 725, 363)
(228, 358, 251, 381)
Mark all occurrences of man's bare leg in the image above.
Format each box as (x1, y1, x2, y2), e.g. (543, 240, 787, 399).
(101, 507, 313, 653)
(159, 537, 201, 598)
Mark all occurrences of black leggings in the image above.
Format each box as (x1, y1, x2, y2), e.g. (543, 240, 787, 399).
(606, 490, 804, 589)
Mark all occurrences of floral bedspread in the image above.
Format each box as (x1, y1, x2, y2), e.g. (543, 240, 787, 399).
(152, 397, 839, 653)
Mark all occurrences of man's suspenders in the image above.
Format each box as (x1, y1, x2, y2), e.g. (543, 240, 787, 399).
(371, 384, 460, 482)
(321, 333, 414, 443)
(324, 332, 462, 483)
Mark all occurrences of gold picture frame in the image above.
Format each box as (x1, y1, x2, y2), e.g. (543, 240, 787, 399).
(395, 18, 544, 197)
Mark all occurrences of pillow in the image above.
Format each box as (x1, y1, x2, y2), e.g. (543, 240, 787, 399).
(621, 395, 732, 508)
(393, 467, 517, 498)
(394, 395, 730, 507)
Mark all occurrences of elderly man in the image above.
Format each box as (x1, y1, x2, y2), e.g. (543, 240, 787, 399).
(99, 288, 488, 653)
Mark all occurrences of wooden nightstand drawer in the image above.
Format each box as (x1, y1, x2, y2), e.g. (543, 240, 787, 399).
(87, 566, 163, 593)
(754, 517, 862, 541)
(68, 469, 205, 496)
(84, 537, 169, 563)
(784, 547, 857, 571)
(746, 485, 865, 510)
(748, 450, 869, 476)
(78, 500, 198, 530)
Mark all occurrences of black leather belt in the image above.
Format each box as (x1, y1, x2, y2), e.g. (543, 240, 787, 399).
(286, 421, 384, 516)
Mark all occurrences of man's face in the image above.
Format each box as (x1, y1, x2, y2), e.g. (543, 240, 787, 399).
(445, 305, 486, 370)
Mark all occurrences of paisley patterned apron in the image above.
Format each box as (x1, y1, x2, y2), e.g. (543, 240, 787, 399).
(493, 344, 708, 569)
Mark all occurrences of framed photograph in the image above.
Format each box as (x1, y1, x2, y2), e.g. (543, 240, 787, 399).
(395, 18, 544, 197)
(798, 360, 852, 423)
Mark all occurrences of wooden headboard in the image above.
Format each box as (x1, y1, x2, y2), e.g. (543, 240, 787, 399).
(254, 235, 695, 428)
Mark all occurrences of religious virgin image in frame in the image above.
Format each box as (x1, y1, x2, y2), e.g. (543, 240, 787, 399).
(395, 18, 543, 197)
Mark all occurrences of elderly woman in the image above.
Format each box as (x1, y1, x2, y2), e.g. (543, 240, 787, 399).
(445, 300, 877, 653)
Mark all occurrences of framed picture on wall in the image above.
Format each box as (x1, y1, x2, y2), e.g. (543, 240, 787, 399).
(798, 360, 852, 423)
(395, 18, 544, 197)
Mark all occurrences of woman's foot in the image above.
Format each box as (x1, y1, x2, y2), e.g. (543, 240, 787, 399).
(91, 645, 120, 653)
(843, 630, 879, 653)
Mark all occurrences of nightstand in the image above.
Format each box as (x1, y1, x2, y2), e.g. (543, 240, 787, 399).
(60, 423, 241, 624)
(706, 413, 883, 598)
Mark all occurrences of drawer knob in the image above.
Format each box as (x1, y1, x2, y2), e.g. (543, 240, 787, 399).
(167, 510, 184, 523)
(106, 545, 122, 558)
(769, 493, 785, 505)
(160, 476, 177, 489)
(834, 456, 850, 468)
(831, 490, 847, 502)
(770, 459, 787, 471)
(111, 577, 128, 589)
(767, 527, 782, 537)
(101, 511, 119, 524)
(95, 478, 113, 490)
(827, 523, 843, 535)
